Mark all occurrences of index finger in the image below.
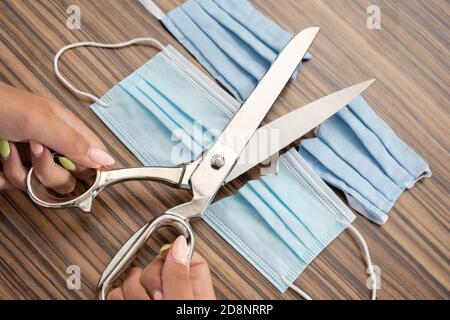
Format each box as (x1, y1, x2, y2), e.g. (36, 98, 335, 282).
(33, 102, 113, 168)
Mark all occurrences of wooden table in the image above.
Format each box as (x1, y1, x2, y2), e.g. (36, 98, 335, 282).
(0, 0, 448, 300)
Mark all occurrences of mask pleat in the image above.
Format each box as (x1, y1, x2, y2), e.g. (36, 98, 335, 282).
(347, 96, 430, 183)
(259, 175, 338, 247)
(212, 0, 293, 53)
(337, 106, 413, 186)
(139, 56, 230, 140)
(205, 196, 306, 292)
(139, 82, 206, 155)
(316, 115, 403, 201)
(300, 96, 430, 224)
(138, 61, 208, 128)
(162, 0, 311, 102)
(193, 0, 275, 79)
(135, 53, 236, 158)
(301, 139, 393, 213)
(137, 76, 206, 145)
(163, 46, 240, 117)
(163, 6, 255, 101)
(92, 86, 188, 166)
(120, 78, 201, 161)
(243, 181, 312, 257)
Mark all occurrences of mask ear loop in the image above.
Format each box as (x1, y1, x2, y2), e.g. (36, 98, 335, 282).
(346, 224, 377, 300)
(54, 37, 166, 107)
(282, 277, 312, 300)
(282, 224, 377, 300)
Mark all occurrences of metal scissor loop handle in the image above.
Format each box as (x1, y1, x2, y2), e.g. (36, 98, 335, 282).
(26, 164, 192, 212)
(97, 213, 194, 300)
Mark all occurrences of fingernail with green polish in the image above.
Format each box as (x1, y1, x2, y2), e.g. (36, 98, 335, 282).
(0, 139, 10, 159)
(58, 156, 76, 171)
(159, 244, 172, 255)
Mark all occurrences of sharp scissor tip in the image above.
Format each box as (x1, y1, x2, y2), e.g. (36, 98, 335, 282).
(304, 26, 320, 37)
(293, 27, 320, 42)
(348, 79, 376, 97)
(362, 78, 376, 89)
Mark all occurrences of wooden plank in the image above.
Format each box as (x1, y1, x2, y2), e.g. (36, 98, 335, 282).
(0, 0, 448, 299)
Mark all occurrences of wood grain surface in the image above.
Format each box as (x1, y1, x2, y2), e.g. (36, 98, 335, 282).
(0, 0, 449, 300)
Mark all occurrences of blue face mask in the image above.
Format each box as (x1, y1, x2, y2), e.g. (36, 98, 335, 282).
(300, 96, 431, 224)
(205, 148, 371, 295)
(155, 0, 311, 102)
(54, 38, 240, 167)
(54, 39, 376, 299)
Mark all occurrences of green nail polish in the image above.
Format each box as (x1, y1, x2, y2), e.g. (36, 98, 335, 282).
(159, 244, 172, 255)
(58, 156, 76, 171)
(0, 139, 10, 159)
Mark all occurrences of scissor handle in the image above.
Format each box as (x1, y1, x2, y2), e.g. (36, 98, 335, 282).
(26, 164, 189, 212)
(96, 213, 194, 300)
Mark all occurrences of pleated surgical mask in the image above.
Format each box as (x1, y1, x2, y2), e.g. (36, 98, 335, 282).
(143, 0, 312, 102)
(54, 38, 240, 166)
(300, 95, 431, 224)
(206, 148, 376, 299)
(54, 39, 376, 299)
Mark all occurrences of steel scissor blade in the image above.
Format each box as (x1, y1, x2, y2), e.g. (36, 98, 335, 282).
(225, 79, 375, 182)
(187, 28, 320, 202)
(216, 27, 320, 159)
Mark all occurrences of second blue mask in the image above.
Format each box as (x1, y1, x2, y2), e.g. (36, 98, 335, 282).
(161, 0, 312, 102)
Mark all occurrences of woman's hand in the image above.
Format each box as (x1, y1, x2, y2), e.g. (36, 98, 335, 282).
(108, 236, 216, 300)
(0, 82, 114, 193)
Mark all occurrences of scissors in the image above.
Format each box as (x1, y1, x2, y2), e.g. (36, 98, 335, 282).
(25, 28, 374, 299)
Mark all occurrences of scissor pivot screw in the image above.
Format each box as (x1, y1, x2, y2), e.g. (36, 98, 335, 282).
(210, 154, 225, 170)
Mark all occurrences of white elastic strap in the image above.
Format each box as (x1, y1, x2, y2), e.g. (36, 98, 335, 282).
(138, 0, 166, 20)
(282, 276, 312, 300)
(347, 224, 377, 300)
(284, 224, 377, 300)
(54, 37, 166, 107)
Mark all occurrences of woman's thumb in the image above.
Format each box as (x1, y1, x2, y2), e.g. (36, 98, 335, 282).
(161, 236, 194, 299)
